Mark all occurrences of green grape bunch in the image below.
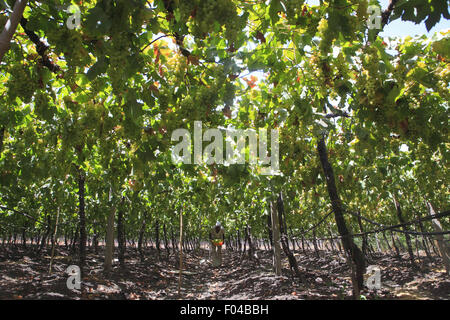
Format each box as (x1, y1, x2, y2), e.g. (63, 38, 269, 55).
(6, 64, 37, 104)
(186, 0, 240, 41)
(33, 90, 55, 121)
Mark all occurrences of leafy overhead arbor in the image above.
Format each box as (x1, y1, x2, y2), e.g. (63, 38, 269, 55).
(0, 0, 448, 296)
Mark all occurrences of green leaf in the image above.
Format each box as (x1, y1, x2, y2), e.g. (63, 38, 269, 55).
(85, 6, 112, 35)
(432, 37, 450, 59)
(269, 0, 283, 25)
(425, 10, 441, 31)
(386, 85, 401, 104)
(86, 57, 109, 80)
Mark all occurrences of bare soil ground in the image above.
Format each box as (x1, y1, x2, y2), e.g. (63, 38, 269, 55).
(0, 245, 448, 300)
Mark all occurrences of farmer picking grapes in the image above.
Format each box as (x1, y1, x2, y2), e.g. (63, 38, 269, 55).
(209, 221, 225, 267)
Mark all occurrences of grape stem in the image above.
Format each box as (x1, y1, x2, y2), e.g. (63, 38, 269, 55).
(140, 34, 168, 53)
(381, 0, 400, 26)
(19, 17, 60, 73)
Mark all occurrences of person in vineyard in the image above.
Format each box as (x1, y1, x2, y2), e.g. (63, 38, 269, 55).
(209, 221, 225, 267)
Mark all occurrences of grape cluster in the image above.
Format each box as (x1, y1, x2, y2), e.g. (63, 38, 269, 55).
(63, 96, 81, 114)
(7, 65, 37, 103)
(185, 0, 240, 41)
(334, 52, 349, 77)
(222, 81, 236, 106)
(331, 52, 351, 97)
(60, 115, 84, 150)
(157, 88, 173, 115)
(180, 94, 194, 112)
(224, 11, 244, 43)
(131, 7, 151, 30)
(173, 56, 188, 82)
(356, 0, 369, 23)
(47, 29, 90, 68)
(196, 85, 219, 110)
(309, 53, 330, 95)
(317, 18, 333, 55)
(22, 125, 37, 146)
(283, 0, 305, 23)
(33, 90, 53, 121)
(360, 46, 382, 105)
(81, 101, 103, 131)
(106, 34, 137, 93)
(178, 1, 196, 23)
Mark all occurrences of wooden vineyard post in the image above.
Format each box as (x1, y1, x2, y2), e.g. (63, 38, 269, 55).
(78, 169, 87, 272)
(392, 195, 415, 267)
(427, 202, 450, 274)
(271, 201, 282, 276)
(277, 192, 302, 278)
(138, 211, 147, 259)
(104, 207, 116, 272)
(178, 208, 183, 296)
(317, 136, 365, 298)
(49, 206, 60, 274)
